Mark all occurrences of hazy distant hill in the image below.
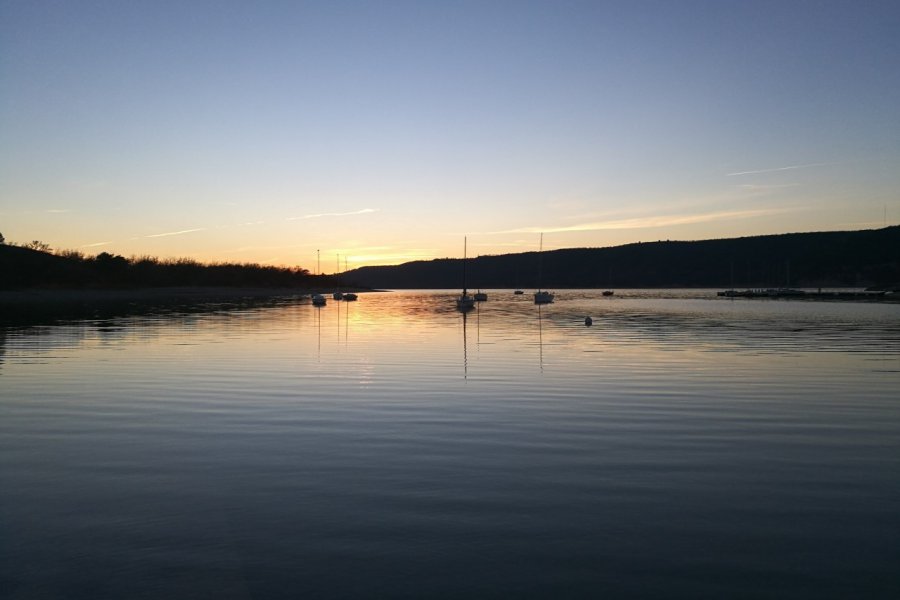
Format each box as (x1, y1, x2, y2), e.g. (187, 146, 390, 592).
(343, 227, 900, 290)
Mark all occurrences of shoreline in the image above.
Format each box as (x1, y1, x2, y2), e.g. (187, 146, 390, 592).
(0, 286, 377, 305)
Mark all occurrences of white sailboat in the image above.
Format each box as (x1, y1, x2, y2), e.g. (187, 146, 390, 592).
(534, 233, 554, 304)
(333, 254, 343, 299)
(339, 257, 357, 300)
(456, 237, 476, 311)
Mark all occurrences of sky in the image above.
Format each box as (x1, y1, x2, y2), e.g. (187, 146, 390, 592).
(1, 0, 899, 270)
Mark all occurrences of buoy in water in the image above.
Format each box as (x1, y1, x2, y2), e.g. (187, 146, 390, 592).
(584, 316, 593, 326)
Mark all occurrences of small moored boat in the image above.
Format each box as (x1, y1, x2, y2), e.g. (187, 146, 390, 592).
(533, 233, 554, 304)
(534, 290, 554, 304)
(456, 237, 476, 312)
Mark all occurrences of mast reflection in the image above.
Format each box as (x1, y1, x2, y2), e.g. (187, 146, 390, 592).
(537, 303, 544, 372)
(461, 311, 469, 380)
(316, 301, 322, 360)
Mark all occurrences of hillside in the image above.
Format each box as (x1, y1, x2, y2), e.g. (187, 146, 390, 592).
(3, 226, 898, 291)
(343, 227, 900, 290)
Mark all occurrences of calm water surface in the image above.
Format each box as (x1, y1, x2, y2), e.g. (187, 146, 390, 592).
(2, 290, 899, 598)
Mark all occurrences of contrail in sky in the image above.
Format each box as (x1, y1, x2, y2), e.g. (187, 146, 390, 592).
(145, 228, 207, 238)
(501, 207, 797, 234)
(726, 163, 828, 176)
(737, 183, 799, 190)
(289, 208, 378, 220)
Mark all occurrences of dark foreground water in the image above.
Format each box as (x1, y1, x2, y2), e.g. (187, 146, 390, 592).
(2, 290, 899, 599)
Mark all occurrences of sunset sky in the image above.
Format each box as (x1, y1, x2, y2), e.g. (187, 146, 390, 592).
(2, 1, 898, 270)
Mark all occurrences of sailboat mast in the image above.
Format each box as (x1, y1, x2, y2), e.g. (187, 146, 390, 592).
(537, 233, 543, 292)
(463, 236, 468, 295)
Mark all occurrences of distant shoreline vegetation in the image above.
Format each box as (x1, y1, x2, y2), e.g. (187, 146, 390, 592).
(0, 241, 341, 291)
(1, 226, 898, 292)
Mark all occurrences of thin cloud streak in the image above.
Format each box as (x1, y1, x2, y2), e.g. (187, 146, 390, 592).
(737, 183, 799, 191)
(726, 163, 828, 176)
(81, 241, 112, 248)
(349, 245, 393, 251)
(500, 208, 798, 235)
(145, 228, 207, 238)
(288, 208, 378, 220)
(222, 244, 306, 254)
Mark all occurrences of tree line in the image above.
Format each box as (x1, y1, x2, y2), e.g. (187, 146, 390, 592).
(3, 226, 898, 291)
(0, 240, 334, 290)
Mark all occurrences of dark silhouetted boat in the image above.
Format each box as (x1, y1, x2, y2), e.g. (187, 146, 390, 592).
(534, 233, 554, 304)
(456, 237, 476, 312)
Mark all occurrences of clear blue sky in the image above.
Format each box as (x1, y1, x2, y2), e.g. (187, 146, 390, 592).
(2, 0, 898, 268)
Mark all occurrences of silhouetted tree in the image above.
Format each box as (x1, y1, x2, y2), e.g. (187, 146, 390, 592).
(0, 232, 5, 244)
(92, 252, 127, 280)
(56, 249, 85, 261)
(94, 252, 128, 267)
(25, 240, 51, 252)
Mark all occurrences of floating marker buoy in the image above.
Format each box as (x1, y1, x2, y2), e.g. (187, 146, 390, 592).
(585, 316, 593, 326)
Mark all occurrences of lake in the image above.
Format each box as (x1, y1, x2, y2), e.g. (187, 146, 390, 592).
(2, 290, 899, 599)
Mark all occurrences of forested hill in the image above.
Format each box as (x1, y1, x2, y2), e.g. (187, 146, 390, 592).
(344, 227, 900, 290)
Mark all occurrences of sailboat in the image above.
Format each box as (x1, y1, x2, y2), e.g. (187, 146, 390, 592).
(602, 266, 614, 296)
(534, 233, 554, 304)
(341, 257, 357, 300)
(467, 253, 486, 301)
(456, 237, 476, 311)
(332, 254, 344, 299)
